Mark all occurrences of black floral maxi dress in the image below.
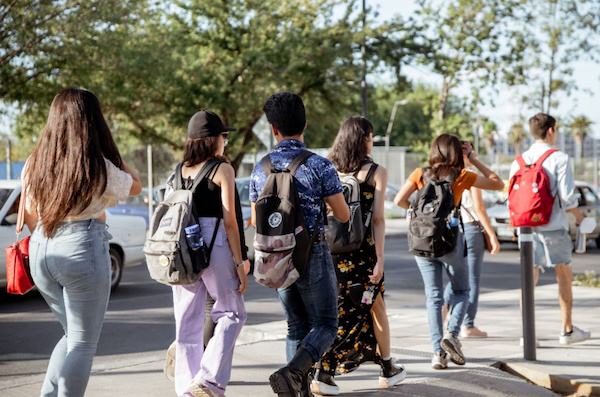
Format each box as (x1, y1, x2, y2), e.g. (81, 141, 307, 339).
(320, 163, 384, 376)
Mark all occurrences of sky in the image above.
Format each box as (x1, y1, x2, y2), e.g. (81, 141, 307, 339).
(371, 0, 600, 138)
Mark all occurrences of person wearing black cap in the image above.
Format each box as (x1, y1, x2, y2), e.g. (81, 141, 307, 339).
(168, 110, 248, 397)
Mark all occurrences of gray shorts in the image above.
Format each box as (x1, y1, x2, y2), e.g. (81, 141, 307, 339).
(532, 229, 573, 268)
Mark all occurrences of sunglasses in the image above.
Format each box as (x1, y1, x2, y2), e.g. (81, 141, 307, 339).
(222, 132, 228, 146)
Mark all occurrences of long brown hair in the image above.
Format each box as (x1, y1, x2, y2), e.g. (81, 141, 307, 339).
(328, 116, 372, 173)
(182, 137, 228, 167)
(26, 88, 122, 237)
(423, 133, 464, 181)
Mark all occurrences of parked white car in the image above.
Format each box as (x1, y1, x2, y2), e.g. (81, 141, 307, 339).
(0, 180, 147, 291)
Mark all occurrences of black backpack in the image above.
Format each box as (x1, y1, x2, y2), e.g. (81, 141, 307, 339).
(253, 151, 323, 289)
(407, 174, 460, 258)
(325, 162, 378, 254)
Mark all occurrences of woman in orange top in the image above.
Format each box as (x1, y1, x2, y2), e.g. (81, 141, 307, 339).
(394, 133, 503, 370)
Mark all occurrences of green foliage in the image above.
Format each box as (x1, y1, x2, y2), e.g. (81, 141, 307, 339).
(514, 0, 600, 114)
(573, 271, 600, 288)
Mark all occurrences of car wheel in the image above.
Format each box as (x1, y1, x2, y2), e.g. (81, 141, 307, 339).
(110, 246, 124, 291)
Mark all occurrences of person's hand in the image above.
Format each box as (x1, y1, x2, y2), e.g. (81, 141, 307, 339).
(489, 233, 500, 255)
(236, 266, 248, 294)
(369, 261, 384, 284)
(243, 259, 251, 275)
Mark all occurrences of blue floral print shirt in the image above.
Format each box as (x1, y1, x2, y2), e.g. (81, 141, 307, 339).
(250, 139, 343, 232)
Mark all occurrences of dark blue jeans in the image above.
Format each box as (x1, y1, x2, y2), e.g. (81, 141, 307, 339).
(277, 241, 339, 362)
(444, 223, 485, 328)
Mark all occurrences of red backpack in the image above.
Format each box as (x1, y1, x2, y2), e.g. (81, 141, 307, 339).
(508, 149, 557, 227)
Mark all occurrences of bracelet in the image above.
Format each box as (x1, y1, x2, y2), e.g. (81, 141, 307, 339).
(235, 261, 244, 268)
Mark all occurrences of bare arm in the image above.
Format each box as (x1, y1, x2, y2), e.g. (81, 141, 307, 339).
(394, 180, 417, 210)
(369, 166, 387, 284)
(567, 207, 585, 226)
(471, 187, 500, 254)
(120, 160, 143, 197)
(466, 152, 504, 191)
(24, 206, 38, 234)
(214, 163, 247, 294)
(324, 192, 350, 223)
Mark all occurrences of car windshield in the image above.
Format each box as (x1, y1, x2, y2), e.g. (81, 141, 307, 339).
(0, 188, 13, 210)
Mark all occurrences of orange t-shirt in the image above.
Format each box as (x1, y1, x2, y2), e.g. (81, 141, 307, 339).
(407, 168, 478, 206)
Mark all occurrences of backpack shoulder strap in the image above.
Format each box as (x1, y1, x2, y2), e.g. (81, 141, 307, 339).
(260, 155, 272, 177)
(288, 150, 314, 176)
(516, 154, 526, 169)
(365, 163, 379, 185)
(174, 163, 184, 190)
(536, 149, 558, 165)
(189, 158, 223, 193)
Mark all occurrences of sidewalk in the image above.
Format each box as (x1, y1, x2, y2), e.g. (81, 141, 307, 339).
(4, 283, 599, 396)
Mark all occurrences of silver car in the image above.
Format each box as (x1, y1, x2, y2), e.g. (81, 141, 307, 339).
(487, 181, 600, 245)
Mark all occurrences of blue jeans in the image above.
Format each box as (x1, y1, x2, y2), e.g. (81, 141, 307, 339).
(443, 223, 484, 328)
(277, 241, 339, 362)
(29, 220, 112, 397)
(414, 232, 470, 353)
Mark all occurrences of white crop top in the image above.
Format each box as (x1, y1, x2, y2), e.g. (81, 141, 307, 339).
(23, 158, 133, 221)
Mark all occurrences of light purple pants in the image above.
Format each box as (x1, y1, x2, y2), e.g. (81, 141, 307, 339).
(172, 217, 247, 396)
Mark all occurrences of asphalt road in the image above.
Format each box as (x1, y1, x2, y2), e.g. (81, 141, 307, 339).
(1, 234, 599, 386)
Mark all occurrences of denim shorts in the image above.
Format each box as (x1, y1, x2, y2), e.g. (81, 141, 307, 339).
(532, 228, 572, 268)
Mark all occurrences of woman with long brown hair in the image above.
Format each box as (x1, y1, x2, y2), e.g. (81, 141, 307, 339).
(312, 116, 405, 396)
(394, 133, 503, 370)
(169, 110, 247, 397)
(23, 88, 142, 396)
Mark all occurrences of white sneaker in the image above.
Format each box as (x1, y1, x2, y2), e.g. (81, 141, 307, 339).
(441, 332, 466, 365)
(519, 337, 540, 347)
(431, 351, 448, 370)
(379, 358, 406, 387)
(559, 326, 591, 345)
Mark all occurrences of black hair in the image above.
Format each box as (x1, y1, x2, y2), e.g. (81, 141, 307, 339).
(263, 91, 306, 137)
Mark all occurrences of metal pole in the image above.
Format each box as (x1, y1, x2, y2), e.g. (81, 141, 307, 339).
(147, 145, 154, 222)
(519, 226, 536, 361)
(6, 137, 11, 180)
(361, 0, 367, 118)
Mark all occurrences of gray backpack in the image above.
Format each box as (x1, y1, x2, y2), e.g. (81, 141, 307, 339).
(144, 160, 221, 286)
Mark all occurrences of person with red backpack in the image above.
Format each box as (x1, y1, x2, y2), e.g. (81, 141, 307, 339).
(508, 113, 590, 345)
(249, 92, 349, 396)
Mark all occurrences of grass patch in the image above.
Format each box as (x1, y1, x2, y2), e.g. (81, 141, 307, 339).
(573, 271, 600, 288)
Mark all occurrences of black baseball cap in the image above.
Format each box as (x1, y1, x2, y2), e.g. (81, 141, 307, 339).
(187, 110, 236, 139)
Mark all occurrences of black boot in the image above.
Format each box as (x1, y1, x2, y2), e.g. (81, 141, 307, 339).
(269, 346, 315, 397)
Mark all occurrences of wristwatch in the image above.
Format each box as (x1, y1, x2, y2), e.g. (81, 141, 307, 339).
(235, 261, 244, 268)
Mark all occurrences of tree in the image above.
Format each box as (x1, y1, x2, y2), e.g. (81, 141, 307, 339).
(509, 120, 528, 155)
(569, 115, 593, 162)
(515, 0, 600, 114)
(413, 0, 528, 133)
(8, 0, 411, 176)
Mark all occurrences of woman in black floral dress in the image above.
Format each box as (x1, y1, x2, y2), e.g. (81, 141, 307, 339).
(311, 116, 406, 396)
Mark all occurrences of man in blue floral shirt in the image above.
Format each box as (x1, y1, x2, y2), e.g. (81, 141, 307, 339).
(250, 92, 349, 396)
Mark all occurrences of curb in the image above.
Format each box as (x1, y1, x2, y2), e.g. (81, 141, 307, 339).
(495, 360, 600, 397)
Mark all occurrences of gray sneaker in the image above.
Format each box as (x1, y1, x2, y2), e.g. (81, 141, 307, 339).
(441, 332, 466, 365)
(559, 326, 591, 345)
(431, 351, 448, 370)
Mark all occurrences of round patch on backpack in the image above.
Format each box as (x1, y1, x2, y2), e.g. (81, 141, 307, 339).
(159, 255, 170, 267)
(268, 212, 283, 228)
